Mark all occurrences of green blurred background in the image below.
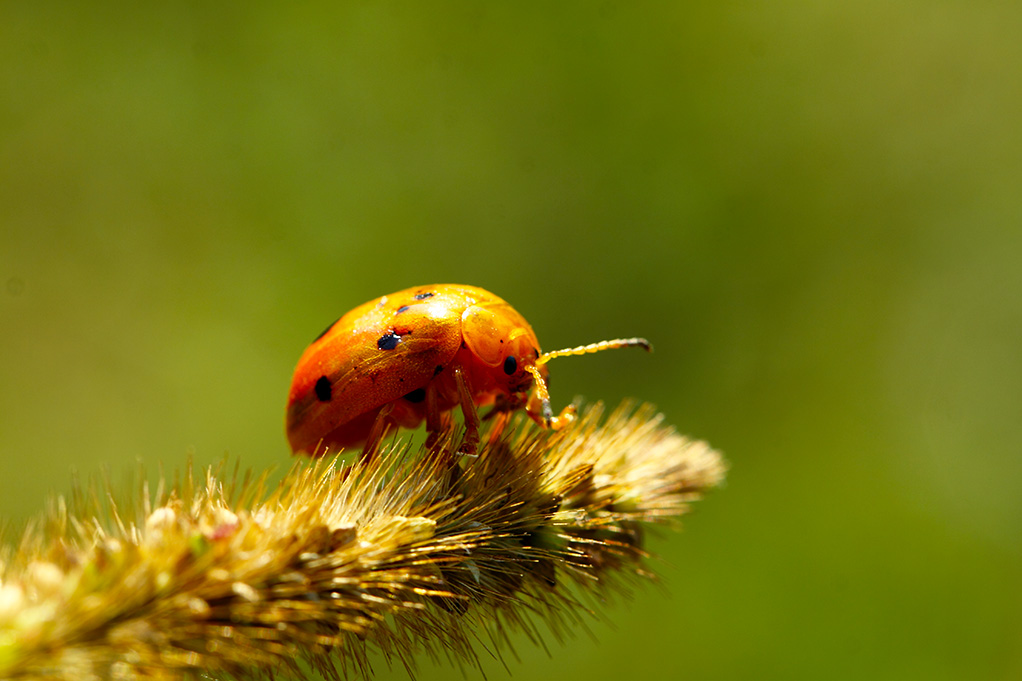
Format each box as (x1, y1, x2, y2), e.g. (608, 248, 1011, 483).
(2, 2, 1019, 679)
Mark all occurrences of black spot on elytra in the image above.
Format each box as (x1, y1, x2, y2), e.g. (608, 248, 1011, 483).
(314, 376, 332, 402)
(413, 292, 434, 300)
(403, 387, 426, 403)
(396, 305, 411, 314)
(313, 317, 340, 343)
(503, 355, 518, 375)
(377, 332, 401, 350)
(433, 365, 444, 376)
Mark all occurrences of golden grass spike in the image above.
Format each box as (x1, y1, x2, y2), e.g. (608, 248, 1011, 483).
(0, 400, 721, 681)
(537, 337, 652, 364)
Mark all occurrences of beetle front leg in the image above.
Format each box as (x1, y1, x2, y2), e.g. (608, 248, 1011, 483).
(486, 409, 513, 445)
(483, 394, 518, 444)
(523, 364, 576, 430)
(547, 403, 577, 430)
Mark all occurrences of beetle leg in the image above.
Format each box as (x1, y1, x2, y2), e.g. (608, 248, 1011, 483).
(481, 394, 508, 420)
(453, 364, 481, 456)
(424, 382, 446, 451)
(482, 394, 517, 444)
(524, 364, 576, 431)
(547, 403, 577, 430)
(363, 403, 395, 460)
(486, 409, 513, 445)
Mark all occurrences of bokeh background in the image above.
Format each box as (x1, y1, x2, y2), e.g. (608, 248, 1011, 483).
(2, 3, 1020, 679)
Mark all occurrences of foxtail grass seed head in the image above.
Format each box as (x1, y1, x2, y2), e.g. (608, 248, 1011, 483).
(0, 401, 725, 681)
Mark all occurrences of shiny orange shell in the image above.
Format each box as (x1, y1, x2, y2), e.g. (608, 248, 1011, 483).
(285, 284, 547, 455)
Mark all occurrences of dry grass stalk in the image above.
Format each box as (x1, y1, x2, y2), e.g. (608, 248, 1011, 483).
(0, 401, 725, 680)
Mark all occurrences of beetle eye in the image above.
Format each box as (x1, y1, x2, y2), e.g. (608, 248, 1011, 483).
(503, 355, 518, 375)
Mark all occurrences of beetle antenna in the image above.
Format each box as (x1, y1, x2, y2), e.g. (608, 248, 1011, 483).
(524, 364, 554, 425)
(537, 337, 652, 365)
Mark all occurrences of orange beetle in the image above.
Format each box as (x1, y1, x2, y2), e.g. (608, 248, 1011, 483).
(285, 284, 650, 456)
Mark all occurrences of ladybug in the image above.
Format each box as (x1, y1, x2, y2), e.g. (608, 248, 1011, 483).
(285, 284, 650, 456)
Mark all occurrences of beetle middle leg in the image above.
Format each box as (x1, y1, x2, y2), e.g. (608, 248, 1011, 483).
(423, 382, 449, 452)
(453, 364, 481, 456)
(362, 402, 395, 461)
